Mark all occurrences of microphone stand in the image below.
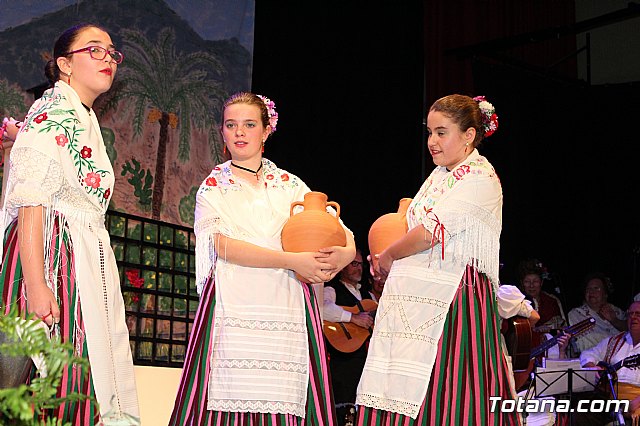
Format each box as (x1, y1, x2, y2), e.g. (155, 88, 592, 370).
(598, 362, 626, 425)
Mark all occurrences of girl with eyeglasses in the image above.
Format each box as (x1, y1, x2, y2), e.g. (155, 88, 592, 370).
(0, 23, 139, 425)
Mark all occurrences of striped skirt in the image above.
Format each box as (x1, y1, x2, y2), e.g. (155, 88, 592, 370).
(169, 277, 337, 426)
(356, 266, 521, 426)
(0, 217, 99, 424)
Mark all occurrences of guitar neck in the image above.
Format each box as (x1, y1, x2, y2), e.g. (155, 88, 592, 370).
(530, 317, 596, 359)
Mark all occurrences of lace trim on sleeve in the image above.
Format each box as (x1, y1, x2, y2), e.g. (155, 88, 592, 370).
(194, 214, 236, 295)
(5, 147, 63, 210)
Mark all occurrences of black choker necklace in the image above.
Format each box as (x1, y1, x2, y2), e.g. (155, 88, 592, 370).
(231, 161, 263, 180)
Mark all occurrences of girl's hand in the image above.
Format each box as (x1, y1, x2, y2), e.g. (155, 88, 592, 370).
(374, 249, 394, 281)
(2, 117, 22, 142)
(26, 282, 60, 327)
(318, 245, 355, 280)
(291, 251, 332, 284)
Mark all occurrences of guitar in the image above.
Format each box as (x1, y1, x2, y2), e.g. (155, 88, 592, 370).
(530, 317, 596, 359)
(507, 316, 596, 391)
(502, 316, 539, 371)
(323, 299, 377, 353)
(603, 353, 640, 373)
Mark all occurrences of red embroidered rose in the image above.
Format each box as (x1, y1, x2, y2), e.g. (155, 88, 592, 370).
(281, 173, 289, 181)
(34, 113, 47, 124)
(266, 174, 274, 180)
(205, 177, 217, 186)
(55, 134, 68, 147)
(229, 179, 235, 184)
(213, 166, 220, 171)
(104, 188, 111, 199)
(80, 146, 92, 158)
(452, 164, 471, 180)
(84, 172, 101, 188)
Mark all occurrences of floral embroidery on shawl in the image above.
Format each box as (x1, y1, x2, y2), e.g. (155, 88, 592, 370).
(20, 90, 112, 207)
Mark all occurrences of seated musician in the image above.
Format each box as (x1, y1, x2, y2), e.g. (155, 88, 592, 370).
(322, 248, 374, 426)
(580, 301, 640, 423)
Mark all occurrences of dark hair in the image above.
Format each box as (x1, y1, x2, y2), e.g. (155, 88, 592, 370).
(582, 271, 614, 295)
(517, 258, 544, 282)
(429, 94, 486, 147)
(44, 23, 106, 87)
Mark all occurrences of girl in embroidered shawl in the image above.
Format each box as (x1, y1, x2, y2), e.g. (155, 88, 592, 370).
(169, 92, 355, 426)
(355, 94, 520, 425)
(0, 24, 140, 425)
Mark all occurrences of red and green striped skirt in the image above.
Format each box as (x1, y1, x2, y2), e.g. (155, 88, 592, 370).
(356, 265, 521, 426)
(169, 277, 337, 426)
(0, 217, 99, 424)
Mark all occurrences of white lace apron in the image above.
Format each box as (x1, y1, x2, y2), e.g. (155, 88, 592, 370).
(194, 159, 352, 417)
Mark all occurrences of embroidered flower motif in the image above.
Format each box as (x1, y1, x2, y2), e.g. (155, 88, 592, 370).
(452, 164, 471, 180)
(34, 112, 48, 124)
(205, 177, 217, 186)
(55, 134, 68, 147)
(213, 166, 221, 171)
(84, 172, 101, 189)
(80, 146, 92, 159)
(228, 179, 235, 184)
(104, 188, 111, 199)
(281, 173, 289, 181)
(266, 174, 274, 180)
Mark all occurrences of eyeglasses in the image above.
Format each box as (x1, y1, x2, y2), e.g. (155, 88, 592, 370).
(350, 260, 363, 267)
(66, 46, 124, 64)
(627, 311, 640, 318)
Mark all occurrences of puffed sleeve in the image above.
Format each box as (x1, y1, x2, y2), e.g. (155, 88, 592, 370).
(496, 284, 534, 319)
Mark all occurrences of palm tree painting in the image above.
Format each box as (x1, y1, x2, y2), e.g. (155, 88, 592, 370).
(101, 27, 227, 220)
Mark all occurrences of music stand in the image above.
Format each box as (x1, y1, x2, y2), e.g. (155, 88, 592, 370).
(534, 362, 614, 425)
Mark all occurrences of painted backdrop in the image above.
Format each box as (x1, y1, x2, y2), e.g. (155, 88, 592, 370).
(0, 0, 254, 226)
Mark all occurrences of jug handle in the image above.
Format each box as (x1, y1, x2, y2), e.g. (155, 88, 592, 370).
(326, 201, 340, 218)
(290, 201, 304, 216)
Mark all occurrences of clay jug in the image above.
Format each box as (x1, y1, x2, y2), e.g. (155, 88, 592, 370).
(282, 192, 347, 280)
(368, 197, 412, 270)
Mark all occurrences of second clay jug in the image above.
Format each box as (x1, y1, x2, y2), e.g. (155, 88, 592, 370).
(368, 197, 412, 270)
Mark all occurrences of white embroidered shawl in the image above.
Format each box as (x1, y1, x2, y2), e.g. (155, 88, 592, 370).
(356, 149, 502, 418)
(194, 159, 352, 417)
(0, 81, 139, 424)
